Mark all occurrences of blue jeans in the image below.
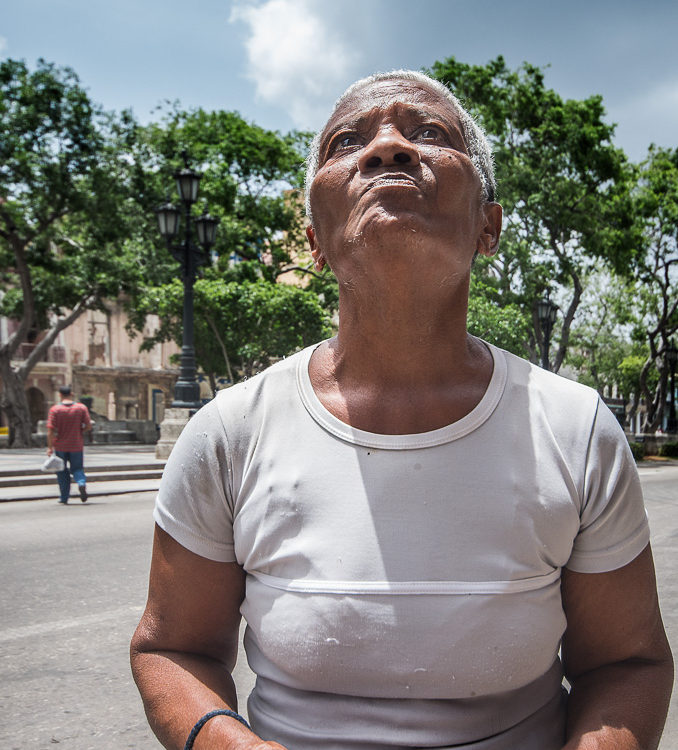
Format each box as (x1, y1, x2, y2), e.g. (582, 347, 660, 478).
(55, 451, 86, 503)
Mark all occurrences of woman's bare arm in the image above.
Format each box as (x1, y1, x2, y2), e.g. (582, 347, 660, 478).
(561, 544, 673, 749)
(130, 525, 287, 750)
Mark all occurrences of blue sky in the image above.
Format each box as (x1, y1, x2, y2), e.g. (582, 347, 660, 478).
(2, 0, 677, 162)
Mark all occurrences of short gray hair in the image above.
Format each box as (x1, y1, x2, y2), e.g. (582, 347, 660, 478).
(305, 69, 496, 223)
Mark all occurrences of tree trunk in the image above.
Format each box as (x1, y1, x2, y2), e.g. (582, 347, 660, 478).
(205, 314, 235, 385)
(0, 358, 33, 448)
(627, 390, 640, 429)
(0, 297, 93, 448)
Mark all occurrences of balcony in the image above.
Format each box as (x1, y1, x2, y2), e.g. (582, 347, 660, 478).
(12, 343, 67, 363)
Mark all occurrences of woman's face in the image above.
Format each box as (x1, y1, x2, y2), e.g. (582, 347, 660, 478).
(307, 79, 495, 281)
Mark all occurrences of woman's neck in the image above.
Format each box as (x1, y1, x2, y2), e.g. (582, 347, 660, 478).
(332, 272, 476, 385)
(308, 277, 494, 434)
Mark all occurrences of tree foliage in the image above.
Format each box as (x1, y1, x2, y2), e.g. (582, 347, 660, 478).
(126, 107, 328, 383)
(5, 54, 675, 444)
(0, 58, 162, 446)
(430, 56, 638, 372)
(129, 275, 331, 389)
(561, 146, 678, 431)
(624, 146, 678, 431)
(467, 272, 530, 356)
(138, 107, 311, 279)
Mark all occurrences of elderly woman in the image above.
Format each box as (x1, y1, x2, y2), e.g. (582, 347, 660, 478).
(131, 71, 673, 750)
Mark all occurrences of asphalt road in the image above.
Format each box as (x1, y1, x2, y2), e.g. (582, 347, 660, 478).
(0, 465, 676, 749)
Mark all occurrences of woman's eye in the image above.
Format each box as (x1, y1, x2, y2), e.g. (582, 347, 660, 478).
(326, 133, 363, 157)
(335, 134, 360, 150)
(412, 127, 444, 142)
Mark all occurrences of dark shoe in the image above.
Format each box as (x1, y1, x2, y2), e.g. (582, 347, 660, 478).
(79, 484, 88, 502)
(58, 499, 68, 504)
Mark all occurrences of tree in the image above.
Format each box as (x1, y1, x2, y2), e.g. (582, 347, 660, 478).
(127, 107, 328, 382)
(0, 59, 162, 447)
(563, 147, 678, 432)
(467, 274, 530, 356)
(564, 269, 636, 396)
(429, 56, 639, 371)
(128, 275, 331, 390)
(625, 146, 678, 431)
(138, 107, 312, 280)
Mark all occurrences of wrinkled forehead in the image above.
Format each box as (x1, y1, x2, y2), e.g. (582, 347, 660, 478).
(320, 79, 463, 143)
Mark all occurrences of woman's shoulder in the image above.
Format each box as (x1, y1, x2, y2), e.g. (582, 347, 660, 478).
(209, 344, 318, 429)
(496, 345, 598, 400)
(490, 344, 602, 434)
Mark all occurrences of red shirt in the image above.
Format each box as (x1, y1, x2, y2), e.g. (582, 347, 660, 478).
(47, 401, 91, 451)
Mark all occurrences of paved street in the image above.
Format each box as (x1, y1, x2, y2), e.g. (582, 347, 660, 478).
(0, 488, 255, 749)
(0, 461, 676, 749)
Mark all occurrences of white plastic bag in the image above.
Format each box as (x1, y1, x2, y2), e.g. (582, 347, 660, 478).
(41, 454, 65, 472)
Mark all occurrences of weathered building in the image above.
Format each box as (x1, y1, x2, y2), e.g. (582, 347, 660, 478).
(0, 299, 198, 433)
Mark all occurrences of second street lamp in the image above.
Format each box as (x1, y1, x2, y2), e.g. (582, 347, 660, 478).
(195, 210, 219, 249)
(667, 339, 677, 434)
(155, 151, 219, 410)
(537, 294, 558, 371)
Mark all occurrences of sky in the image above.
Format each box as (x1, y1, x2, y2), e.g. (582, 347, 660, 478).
(2, 0, 677, 162)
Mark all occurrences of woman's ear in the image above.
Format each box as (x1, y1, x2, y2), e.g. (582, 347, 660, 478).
(306, 225, 326, 271)
(477, 202, 502, 258)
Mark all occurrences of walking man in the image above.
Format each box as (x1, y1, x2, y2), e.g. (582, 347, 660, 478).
(46, 385, 92, 504)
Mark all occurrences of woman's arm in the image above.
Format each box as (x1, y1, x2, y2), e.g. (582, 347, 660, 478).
(561, 544, 673, 750)
(131, 525, 287, 750)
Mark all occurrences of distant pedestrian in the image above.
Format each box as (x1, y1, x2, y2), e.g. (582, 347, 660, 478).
(46, 386, 92, 504)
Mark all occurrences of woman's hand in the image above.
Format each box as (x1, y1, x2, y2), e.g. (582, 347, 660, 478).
(190, 715, 289, 750)
(192, 726, 289, 750)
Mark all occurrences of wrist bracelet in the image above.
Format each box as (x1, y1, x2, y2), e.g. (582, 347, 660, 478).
(183, 708, 251, 750)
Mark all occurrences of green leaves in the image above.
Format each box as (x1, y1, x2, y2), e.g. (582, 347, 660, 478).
(0, 58, 163, 322)
(124, 104, 323, 382)
(138, 108, 309, 273)
(467, 275, 530, 356)
(0, 58, 181, 445)
(430, 55, 637, 371)
(0, 59, 102, 220)
(130, 278, 331, 382)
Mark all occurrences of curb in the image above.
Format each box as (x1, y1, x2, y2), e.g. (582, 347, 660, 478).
(0, 484, 160, 503)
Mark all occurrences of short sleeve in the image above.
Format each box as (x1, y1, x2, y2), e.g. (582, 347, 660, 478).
(153, 399, 237, 562)
(566, 398, 650, 573)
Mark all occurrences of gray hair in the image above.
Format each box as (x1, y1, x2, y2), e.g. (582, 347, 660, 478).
(305, 69, 496, 223)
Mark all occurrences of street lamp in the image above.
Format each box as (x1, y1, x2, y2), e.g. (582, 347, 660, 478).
(667, 339, 677, 434)
(537, 293, 558, 371)
(155, 151, 219, 409)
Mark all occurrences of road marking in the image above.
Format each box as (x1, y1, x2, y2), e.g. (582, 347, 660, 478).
(0, 605, 144, 643)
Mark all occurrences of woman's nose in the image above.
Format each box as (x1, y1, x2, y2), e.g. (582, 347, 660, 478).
(357, 127, 421, 171)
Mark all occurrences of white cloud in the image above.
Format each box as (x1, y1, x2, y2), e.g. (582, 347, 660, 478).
(230, 0, 361, 129)
(0, 36, 7, 54)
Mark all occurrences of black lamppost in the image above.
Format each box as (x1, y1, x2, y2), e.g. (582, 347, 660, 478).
(155, 151, 219, 409)
(666, 339, 677, 434)
(537, 294, 558, 371)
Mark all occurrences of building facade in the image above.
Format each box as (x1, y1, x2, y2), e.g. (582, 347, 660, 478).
(0, 299, 203, 432)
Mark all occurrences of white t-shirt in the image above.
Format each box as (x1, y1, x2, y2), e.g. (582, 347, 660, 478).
(155, 341, 649, 750)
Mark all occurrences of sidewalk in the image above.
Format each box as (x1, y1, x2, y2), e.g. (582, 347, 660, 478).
(0, 445, 164, 502)
(0, 444, 162, 470)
